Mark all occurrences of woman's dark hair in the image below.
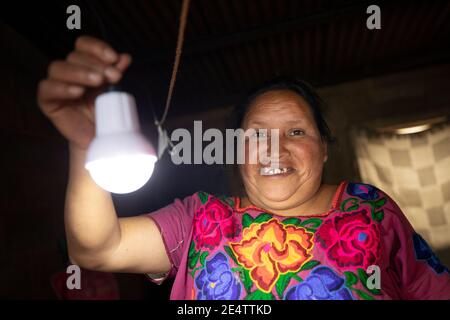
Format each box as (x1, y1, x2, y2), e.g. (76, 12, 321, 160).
(230, 76, 335, 144)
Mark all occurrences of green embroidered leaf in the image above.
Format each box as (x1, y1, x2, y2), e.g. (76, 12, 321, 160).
(344, 271, 358, 287)
(275, 273, 293, 299)
(188, 241, 196, 258)
(253, 213, 273, 224)
(217, 195, 235, 208)
(187, 241, 200, 269)
(242, 213, 254, 229)
(217, 195, 227, 205)
(225, 197, 235, 207)
(353, 288, 375, 300)
(199, 251, 209, 266)
(341, 198, 360, 212)
(299, 260, 320, 271)
(224, 246, 239, 265)
(357, 268, 382, 295)
(291, 274, 303, 283)
(224, 246, 253, 293)
(188, 250, 200, 269)
(373, 210, 384, 222)
(190, 267, 202, 278)
(300, 218, 322, 231)
(281, 217, 302, 227)
(197, 191, 209, 204)
(357, 268, 370, 291)
(241, 269, 253, 294)
(245, 289, 275, 300)
(375, 197, 386, 208)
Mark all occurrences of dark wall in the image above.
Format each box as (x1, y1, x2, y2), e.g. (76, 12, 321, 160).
(0, 21, 231, 299)
(0, 22, 144, 299)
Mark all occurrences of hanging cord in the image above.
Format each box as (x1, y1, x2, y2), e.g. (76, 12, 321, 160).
(87, 0, 190, 124)
(155, 0, 191, 127)
(87, 0, 191, 157)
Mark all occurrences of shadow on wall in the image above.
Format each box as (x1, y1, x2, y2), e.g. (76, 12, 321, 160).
(436, 248, 450, 271)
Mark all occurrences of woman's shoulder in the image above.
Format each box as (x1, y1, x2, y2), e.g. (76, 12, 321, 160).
(338, 181, 404, 223)
(342, 181, 386, 200)
(339, 181, 398, 205)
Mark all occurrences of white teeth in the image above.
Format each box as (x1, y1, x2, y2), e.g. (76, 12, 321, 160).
(260, 167, 292, 176)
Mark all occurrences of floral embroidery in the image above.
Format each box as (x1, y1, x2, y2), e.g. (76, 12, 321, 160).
(342, 269, 381, 300)
(195, 252, 242, 299)
(229, 218, 314, 293)
(340, 183, 386, 222)
(413, 233, 450, 275)
(316, 209, 380, 271)
(188, 187, 386, 300)
(346, 183, 379, 200)
(285, 266, 353, 300)
(193, 196, 240, 250)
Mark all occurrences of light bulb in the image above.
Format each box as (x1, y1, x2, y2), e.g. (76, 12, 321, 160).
(85, 91, 157, 194)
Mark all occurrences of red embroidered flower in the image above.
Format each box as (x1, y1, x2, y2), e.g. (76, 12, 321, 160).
(316, 209, 380, 271)
(193, 197, 240, 250)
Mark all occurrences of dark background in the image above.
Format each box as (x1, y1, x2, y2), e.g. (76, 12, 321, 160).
(1, 0, 449, 299)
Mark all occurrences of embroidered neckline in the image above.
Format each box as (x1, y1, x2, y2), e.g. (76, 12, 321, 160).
(233, 181, 347, 217)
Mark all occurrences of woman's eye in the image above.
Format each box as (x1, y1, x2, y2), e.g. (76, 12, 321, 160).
(289, 129, 305, 136)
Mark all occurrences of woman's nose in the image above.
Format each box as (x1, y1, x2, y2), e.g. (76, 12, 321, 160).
(267, 134, 290, 162)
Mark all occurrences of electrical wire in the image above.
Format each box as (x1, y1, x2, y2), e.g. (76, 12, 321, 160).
(86, 0, 191, 156)
(156, 0, 191, 127)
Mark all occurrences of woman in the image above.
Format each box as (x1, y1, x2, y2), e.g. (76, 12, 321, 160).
(37, 36, 450, 300)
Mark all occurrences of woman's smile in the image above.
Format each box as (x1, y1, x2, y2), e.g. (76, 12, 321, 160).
(259, 166, 296, 176)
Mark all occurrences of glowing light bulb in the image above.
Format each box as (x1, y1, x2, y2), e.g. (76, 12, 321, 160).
(85, 91, 157, 194)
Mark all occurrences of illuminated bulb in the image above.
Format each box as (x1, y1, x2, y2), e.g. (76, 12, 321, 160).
(85, 91, 157, 194)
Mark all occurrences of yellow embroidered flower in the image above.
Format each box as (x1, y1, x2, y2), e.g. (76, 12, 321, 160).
(230, 218, 314, 292)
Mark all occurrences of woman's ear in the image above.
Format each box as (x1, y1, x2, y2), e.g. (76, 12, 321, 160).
(323, 141, 328, 163)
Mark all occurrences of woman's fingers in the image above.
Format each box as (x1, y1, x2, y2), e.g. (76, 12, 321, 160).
(37, 79, 85, 114)
(67, 51, 107, 73)
(115, 53, 132, 72)
(48, 60, 105, 87)
(67, 51, 123, 83)
(75, 35, 118, 65)
(39, 36, 133, 115)
(38, 79, 85, 107)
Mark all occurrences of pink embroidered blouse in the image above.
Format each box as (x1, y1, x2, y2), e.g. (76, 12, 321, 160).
(145, 181, 450, 300)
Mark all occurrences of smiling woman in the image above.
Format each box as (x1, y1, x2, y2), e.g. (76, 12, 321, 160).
(234, 78, 334, 216)
(142, 77, 450, 300)
(36, 35, 450, 300)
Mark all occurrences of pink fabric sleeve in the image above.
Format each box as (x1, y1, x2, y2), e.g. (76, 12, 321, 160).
(380, 190, 450, 300)
(143, 193, 201, 284)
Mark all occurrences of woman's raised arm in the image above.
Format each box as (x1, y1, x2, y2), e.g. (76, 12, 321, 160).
(37, 36, 171, 275)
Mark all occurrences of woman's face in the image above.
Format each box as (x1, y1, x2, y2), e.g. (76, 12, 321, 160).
(240, 89, 328, 211)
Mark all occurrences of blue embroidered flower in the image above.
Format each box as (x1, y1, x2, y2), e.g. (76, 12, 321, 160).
(285, 266, 353, 300)
(413, 233, 449, 274)
(195, 252, 241, 300)
(347, 183, 379, 200)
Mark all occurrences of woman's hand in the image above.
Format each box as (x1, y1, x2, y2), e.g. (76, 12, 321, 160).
(37, 36, 172, 276)
(37, 35, 132, 150)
